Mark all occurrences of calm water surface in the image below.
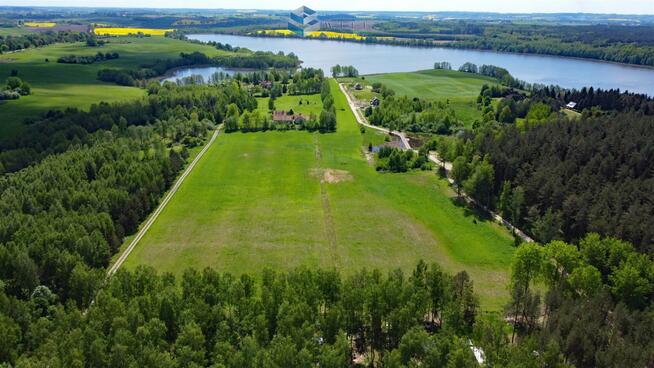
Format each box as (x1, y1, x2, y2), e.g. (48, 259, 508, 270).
(181, 34, 654, 96)
(163, 66, 234, 83)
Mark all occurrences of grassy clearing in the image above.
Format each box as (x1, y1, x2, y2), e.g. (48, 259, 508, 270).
(93, 28, 174, 36)
(256, 94, 323, 116)
(0, 36, 228, 138)
(124, 79, 515, 310)
(0, 27, 32, 36)
(366, 69, 498, 127)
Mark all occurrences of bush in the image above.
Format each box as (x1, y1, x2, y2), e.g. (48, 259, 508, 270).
(0, 90, 20, 100)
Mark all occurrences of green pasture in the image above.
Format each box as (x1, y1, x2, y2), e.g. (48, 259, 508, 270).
(124, 79, 515, 310)
(0, 36, 227, 138)
(256, 93, 323, 116)
(365, 69, 498, 127)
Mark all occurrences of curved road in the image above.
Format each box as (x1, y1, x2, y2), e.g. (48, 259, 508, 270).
(339, 82, 533, 243)
(106, 127, 221, 277)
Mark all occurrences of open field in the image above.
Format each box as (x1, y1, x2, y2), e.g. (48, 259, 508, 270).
(257, 29, 295, 36)
(366, 69, 498, 126)
(0, 36, 228, 138)
(24, 22, 56, 28)
(93, 27, 174, 36)
(0, 27, 32, 36)
(306, 31, 365, 40)
(123, 79, 515, 310)
(256, 93, 323, 116)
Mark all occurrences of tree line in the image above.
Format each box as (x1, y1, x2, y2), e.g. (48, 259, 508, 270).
(437, 110, 654, 253)
(368, 20, 654, 67)
(0, 30, 94, 53)
(331, 64, 359, 78)
(0, 81, 255, 174)
(0, 83, 260, 312)
(0, 260, 505, 367)
(57, 51, 119, 64)
(368, 94, 460, 135)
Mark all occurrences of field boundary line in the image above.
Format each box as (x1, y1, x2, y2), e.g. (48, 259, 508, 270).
(106, 127, 222, 276)
(338, 82, 533, 243)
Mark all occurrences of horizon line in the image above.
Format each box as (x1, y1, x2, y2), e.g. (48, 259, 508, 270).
(1, 5, 652, 17)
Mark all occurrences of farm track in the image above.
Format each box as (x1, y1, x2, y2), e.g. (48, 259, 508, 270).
(313, 135, 341, 268)
(106, 127, 221, 277)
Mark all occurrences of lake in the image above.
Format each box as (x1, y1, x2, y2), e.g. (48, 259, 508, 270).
(184, 34, 654, 96)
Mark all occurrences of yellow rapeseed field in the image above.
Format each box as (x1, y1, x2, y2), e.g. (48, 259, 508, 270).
(24, 22, 56, 28)
(306, 31, 365, 40)
(93, 28, 174, 36)
(257, 29, 295, 36)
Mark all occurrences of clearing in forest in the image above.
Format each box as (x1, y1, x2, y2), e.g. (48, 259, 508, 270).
(365, 69, 498, 126)
(123, 80, 515, 310)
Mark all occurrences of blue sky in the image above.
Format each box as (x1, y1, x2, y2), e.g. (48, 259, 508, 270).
(3, 0, 654, 14)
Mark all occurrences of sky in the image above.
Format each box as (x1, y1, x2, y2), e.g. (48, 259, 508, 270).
(2, 0, 654, 14)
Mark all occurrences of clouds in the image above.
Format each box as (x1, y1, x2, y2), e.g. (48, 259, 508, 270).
(6, 0, 654, 14)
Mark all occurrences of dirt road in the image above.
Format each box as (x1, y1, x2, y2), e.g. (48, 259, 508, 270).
(106, 127, 221, 276)
(338, 82, 534, 243)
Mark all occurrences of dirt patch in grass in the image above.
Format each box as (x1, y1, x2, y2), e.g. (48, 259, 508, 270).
(0, 58, 16, 63)
(311, 168, 353, 184)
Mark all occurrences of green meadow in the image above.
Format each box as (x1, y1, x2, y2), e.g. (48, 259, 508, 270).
(256, 93, 323, 116)
(366, 69, 498, 126)
(0, 36, 227, 138)
(124, 80, 515, 310)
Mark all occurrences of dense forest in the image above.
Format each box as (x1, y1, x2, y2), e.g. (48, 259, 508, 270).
(57, 51, 119, 64)
(438, 110, 654, 254)
(0, 82, 259, 308)
(504, 235, 654, 368)
(1, 236, 652, 367)
(0, 262, 484, 367)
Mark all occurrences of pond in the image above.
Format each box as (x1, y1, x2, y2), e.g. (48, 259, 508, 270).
(163, 66, 235, 83)
(180, 34, 654, 96)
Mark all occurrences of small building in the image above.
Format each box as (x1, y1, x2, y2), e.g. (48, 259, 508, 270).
(273, 110, 307, 124)
(354, 83, 363, 90)
(261, 80, 273, 89)
(566, 101, 578, 109)
(370, 96, 380, 106)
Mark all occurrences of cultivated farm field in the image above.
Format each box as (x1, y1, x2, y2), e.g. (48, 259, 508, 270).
(93, 27, 174, 36)
(123, 80, 515, 310)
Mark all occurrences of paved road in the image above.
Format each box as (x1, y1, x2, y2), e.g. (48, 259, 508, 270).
(106, 127, 221, 276)
(339, 83, 534, 243)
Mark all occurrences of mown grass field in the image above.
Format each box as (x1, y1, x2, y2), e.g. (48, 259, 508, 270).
(256, 94, 323, 116)
(366, 69, 498, 127)
(0, 36, 228, 138)
(124, 79, 515, 310)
